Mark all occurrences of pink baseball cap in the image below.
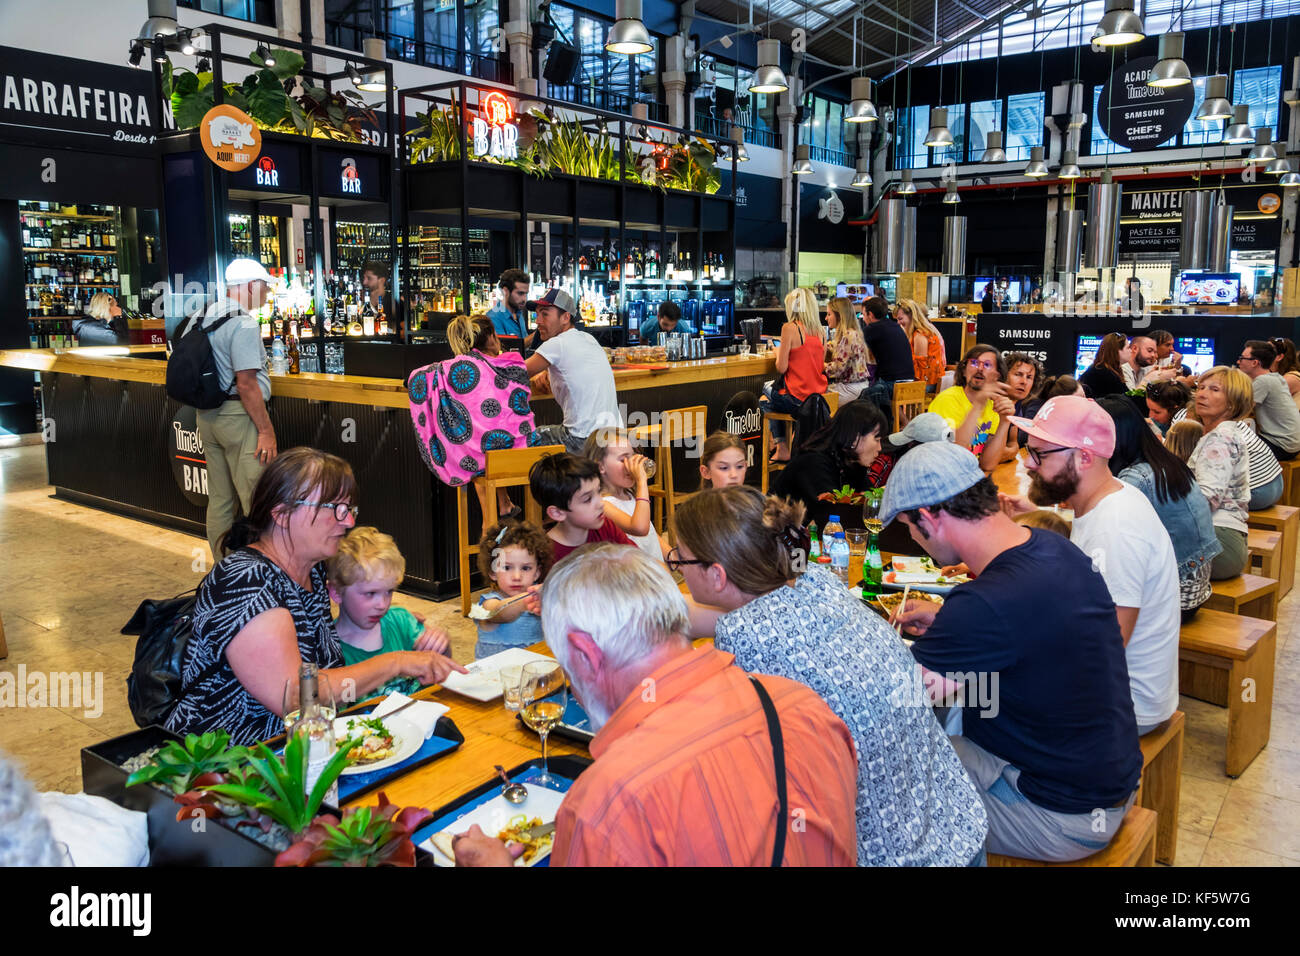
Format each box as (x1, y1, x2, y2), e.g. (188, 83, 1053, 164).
(1007, 395, 1116, 458)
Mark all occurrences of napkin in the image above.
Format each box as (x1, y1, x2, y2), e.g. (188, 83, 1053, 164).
(371, 692, 450, 741)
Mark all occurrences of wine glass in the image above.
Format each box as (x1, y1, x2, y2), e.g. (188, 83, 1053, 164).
(282, 673, 338, 731)
(519, 661, 567, 787)
(862, 488, 883, 536)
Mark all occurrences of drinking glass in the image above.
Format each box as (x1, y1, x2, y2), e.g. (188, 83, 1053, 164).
(519, 661, 567, 787)
(845, 530, 867, 586)
(862, 490, 883, 536)
(282, 674, 337, 731)
(499, 665, 524, 713)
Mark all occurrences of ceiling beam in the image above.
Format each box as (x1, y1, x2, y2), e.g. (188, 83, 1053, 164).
(879, 0, 1041, 78)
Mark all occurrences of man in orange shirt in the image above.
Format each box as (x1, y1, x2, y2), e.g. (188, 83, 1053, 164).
(453, 544, 858, 867)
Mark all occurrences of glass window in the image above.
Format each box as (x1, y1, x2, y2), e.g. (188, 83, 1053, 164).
(941, 103, 966, 164)
(967, 99, 1000, 162)
(1235, 66, 1283, 139)
(894, 104, 929, 169)
(179, 0, 274, 26)
(1090, 85, 1130, 155)
(1005, 91, 1044, 162)
(813, 97, 830, 149)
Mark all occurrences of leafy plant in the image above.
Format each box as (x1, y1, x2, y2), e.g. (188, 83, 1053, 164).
(198, 732, 353, 836)
(407, 106, 464, 163)
(173, 764, 276, 830)
(817, 485, 867, 505)
(125, 731, 248, 796)
(275, 791, 432, 867)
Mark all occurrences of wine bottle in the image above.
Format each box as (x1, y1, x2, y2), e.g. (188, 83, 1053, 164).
(289, 663, 337, 807)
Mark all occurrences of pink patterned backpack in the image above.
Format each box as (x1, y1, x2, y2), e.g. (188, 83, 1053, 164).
(407, 349, 541, 487)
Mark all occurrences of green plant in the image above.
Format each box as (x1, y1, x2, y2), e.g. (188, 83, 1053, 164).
(173, 764, 276, 829)
(661, 137, 720, 194)
(407, 106, 464, 163)
(275, 791, 432, 867)
(198, 733, 352, 836)
(125, 731, 248, 796)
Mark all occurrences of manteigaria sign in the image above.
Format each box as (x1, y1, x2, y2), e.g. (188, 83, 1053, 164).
(1096, 56, 1195, 151)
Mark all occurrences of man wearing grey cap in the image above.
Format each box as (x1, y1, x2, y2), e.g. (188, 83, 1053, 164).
(865, 410, 955, 488)
(524, 288, 621, 453)
(196, 258, 278, 557)
(881, 441, 1141, 862)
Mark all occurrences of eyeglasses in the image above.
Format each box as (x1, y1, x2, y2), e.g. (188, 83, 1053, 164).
(665, 548, 710, 573)
(1026, 445, 1074, 467)
(1237, 354, 1258, 363)
(294, 500, 359, 522)
(966, 359, 997, 371)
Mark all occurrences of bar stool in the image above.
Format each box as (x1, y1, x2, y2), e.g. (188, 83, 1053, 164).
(0, 610, 7, 661)
(761, 391, 839, 494)
(630, 404, 707, 543)
(891, 380, 927, 431)
(456, 444, 564, 616)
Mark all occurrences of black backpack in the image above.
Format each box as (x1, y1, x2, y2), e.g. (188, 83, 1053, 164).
(122, 589, 221, 727)
(165, 304, 240, 409)
(791, 392, 831, 456)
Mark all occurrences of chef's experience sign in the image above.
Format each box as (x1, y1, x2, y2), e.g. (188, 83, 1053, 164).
(1097, 56, 1195, 151)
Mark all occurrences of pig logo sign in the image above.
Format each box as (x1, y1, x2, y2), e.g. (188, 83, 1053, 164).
(200, 105, 262, 172)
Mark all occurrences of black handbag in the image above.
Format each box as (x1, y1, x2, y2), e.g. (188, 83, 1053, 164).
(122, 589, 220, 727)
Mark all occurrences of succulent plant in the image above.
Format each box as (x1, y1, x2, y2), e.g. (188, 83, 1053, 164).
(275, 791, 432, 867)
(125, 731, 248, 796)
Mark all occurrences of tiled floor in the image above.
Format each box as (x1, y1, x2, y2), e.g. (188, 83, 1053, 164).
(0, 442, 1297, 865)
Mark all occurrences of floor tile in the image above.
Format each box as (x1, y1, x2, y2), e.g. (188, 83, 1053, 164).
(1200, 835, 1300, 867)
(1178, 774, 1230, 835)
(1210, 788, 1300, 861)
(1169, 827, 1209, 867)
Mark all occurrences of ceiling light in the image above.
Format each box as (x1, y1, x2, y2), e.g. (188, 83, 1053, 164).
(792, 143, 813, 175)
(1092, 0, 1144, 47)
(1148, 32, 1191, 87)
(943, 182, 960, 204)
(152, 36, 168, 64)
(197, 55, 211, 73)
(1196, 75, 1232, 121)
(923, 107, 953, 148)
(1059, 149, 1082, 178)
(255, 44, 276, 68)
(1280, 171, 1300, 187)
(1265, 153, 1291, 175)
(1247, 129, 1277, 164)
(981, 130, 1007, 163)
(355, 37, 389, 91)
(1222, 104, 1253, 145)
(128, 41, 145, 67)
(605, 0, 653, 55)
(731, 126, 749, 162)
(845, 76, 878, 123)
(1023, 145, 1049, 177)
(180, 31, 196, 56)
(851, 158, 872, 187)
(137, 0, 180, 41)
(896, 170, 917, 194)
(748, 39, 788, 94)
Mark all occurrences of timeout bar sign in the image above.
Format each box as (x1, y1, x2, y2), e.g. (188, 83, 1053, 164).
(471, 90, 518, 161)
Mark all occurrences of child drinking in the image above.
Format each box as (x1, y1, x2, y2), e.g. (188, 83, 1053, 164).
(327, 527, 451, 697)
(473, 520, 552, 660)
(1164, 419, 1203, 463)
(529, 452, 635, 562)
(582, 428, 668, 561)
(698, 430, 749, 489)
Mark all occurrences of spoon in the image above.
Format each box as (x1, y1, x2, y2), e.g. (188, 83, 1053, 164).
(494, 764, 528, 804)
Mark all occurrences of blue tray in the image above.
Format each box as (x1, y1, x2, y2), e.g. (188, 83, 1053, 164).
(516, 696, 594, 745)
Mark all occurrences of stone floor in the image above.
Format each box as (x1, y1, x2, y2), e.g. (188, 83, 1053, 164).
(0, 442, 1297, 865)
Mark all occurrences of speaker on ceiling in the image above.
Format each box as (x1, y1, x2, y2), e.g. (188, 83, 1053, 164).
(542, 41, 579, 84)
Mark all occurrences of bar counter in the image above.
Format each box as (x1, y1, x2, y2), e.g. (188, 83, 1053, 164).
(0, 346, 776, 597)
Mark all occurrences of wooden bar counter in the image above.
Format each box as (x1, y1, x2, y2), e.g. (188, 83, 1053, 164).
(0, 345, 775, 598)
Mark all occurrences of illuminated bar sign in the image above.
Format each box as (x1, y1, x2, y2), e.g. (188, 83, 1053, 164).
(472, 90, 518, 161)
(315, 149, 384, 200)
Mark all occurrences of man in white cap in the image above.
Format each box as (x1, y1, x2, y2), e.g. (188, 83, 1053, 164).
(523, 287, 621, 453)
(196, 258, 278, 557)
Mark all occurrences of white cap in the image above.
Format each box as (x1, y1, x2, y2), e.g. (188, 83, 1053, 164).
(225, 258, 273, 285)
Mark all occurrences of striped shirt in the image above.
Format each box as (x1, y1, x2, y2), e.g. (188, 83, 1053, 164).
(1173, 409, 1281, 489)
(551, 645, 858, 867)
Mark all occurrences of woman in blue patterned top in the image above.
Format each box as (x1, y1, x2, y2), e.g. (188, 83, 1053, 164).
(166, 448, 466, 746)
(671, 485, 989, 866)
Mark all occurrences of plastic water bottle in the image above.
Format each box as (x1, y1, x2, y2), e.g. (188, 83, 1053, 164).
(829, 531, 851, 585)
(271, 335, 288, 374)
(823, 514, 844, 541)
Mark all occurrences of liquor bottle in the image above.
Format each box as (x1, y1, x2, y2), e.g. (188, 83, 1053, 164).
(287, 334, 301, 375)
(288, 662, 337, 808)
(361, 298, 375, 337)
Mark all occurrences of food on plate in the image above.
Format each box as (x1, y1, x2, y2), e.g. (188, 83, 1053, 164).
(430, 831, 456, 861)
(874, 591, 944, 617)
(337, 716, 397, 763)
(498, 814, 555, 864)
(888, 555, 971, 585)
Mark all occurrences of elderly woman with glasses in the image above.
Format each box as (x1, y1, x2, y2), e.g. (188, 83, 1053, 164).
(166, 447, 466, 746)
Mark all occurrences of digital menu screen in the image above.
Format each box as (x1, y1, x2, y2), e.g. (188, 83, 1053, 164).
(1177, 273, 1239, 305)
(1175, 337, 1216, 375)
(1075, 334, 1107, 379)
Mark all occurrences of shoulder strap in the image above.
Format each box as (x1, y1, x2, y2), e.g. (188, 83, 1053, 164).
(749, 675, 787, 868)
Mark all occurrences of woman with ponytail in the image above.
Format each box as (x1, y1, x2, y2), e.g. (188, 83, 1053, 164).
(671, 486, 989, 866)
(165, 448, 466, 745)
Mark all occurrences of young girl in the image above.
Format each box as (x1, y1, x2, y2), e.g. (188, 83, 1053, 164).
(582, 427, 669, 560)
(1164, 420, 1203, 464)
(473, 520, 552, 660)
(698, 430, 748, 489)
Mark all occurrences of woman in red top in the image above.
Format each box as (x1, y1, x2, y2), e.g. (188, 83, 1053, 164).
(763, 287, 827, 462)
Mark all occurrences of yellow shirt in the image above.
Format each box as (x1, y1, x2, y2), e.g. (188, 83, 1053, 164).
(928, 385, 999, 455)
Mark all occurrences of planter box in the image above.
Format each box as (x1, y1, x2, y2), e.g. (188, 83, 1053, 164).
(82, 725, 434, 867)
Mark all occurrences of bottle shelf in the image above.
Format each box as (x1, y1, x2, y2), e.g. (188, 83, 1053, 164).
(24, 248, 117, 255)
(20, 212, 114, 222)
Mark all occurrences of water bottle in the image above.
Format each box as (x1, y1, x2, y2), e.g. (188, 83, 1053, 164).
(829, 531, 850, 585)
(271, 335, 288, 374)
(823, 514, 844, 541)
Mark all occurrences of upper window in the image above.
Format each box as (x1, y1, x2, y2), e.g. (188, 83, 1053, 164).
(1005, 91, 1044, 162)
(967, 99, 1000, 162)
(179, 0, 274, 25)
(1235, 66, 1283, 140)
(1091, 85, 1131, 155)
(894, 104, 929, 169)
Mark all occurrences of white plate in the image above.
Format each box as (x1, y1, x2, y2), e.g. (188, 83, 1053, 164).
(439, 647, 555, 702)
(424, 783, 567, 867)
(882, 578, 960, 595)
(333, 715, 422, 775)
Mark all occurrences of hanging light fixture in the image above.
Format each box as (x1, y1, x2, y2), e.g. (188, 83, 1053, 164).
(1023, 145, 1049, 177)
(845, 76, 878, 123)
(1222, 105, 1253, 145)
(792, 143, 813, 175)
(1265, 150, 1291, 175)
(353, 37, 390, 91)
(1196, 75, 1232, 121)
(1247, 129, 1277, 163)
(731, 126, 749, 162)
(1092, 0, 1145, 47)
(605, 0, 653, 55)
(923, 107, 953, 148)
(943, 182, 961, 204)
(1285, 56, 1300, 106)
(749, 38, 788, 94)
(1148, 31, 1191, 87)
(255, 43, 276, 68)
(1059, 149, 1083, 179)
(980, 129, 1007, 163)
(851, 158, 872, 187)
(896, 170, 917, 195)
(1280, 170, 1300, 187)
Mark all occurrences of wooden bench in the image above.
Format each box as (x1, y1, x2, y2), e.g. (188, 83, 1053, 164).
(987, 806, 1157, 867)
(1136, 711, 1185, 866)
(1179, 609, 1276, 777)
(1246, 528, 1282, 583)
(1281, 459, 1300, 508)
(1205, 573, 1279, 622)
(1247, 504, 1297, 599)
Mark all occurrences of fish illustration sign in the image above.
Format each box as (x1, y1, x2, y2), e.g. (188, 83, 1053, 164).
(200, 104, 262, 171)
(818, 191, 844, 224)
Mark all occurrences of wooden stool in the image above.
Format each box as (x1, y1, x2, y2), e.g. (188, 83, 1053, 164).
(0, 610, 7, 661)
(1280, 459, 1300, 507)
(455, 444, 564, 616)
(1205, 573, 1279, 622)
(630, 405, 706, 544)
(1247, 504, 1297, 599)
(987, 806, 1157, 867)
(891, 380, 927, 431)
(1246, 528, 1282, 582)
(1136, 711, 1185, 866)
(760, 392, 839, 494)
(1179, 608, 1276, 777)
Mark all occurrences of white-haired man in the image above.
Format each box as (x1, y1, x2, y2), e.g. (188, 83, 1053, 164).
(453, 544, 858, 866)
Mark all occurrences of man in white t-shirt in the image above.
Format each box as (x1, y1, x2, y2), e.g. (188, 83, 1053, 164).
(524, 288, 621, 453)
(1006, 396, 1181, 734)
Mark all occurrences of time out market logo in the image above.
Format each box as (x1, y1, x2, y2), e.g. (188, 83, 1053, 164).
(170, 406, 209, 505)
(341, 157, 362, 194)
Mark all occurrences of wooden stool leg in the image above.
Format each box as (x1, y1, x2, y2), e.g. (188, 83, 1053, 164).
(761, 418, 772, 494)
(0, 611, 7, 661)
(1141, 724, 1183, 865)
(457, 485, 472, 617)
(1226, 632, 1275, 776)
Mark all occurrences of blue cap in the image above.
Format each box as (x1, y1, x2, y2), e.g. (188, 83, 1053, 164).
(828, 514, 840, 523)
(879, 441, 987, 527)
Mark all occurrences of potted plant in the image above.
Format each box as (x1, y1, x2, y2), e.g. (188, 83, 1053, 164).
(275, 792, 432, 867)
(124, 730, 248, 796)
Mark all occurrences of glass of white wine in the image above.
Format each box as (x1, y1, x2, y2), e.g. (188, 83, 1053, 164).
(863, 489, 884, 536)
(519, 661, 567, 787)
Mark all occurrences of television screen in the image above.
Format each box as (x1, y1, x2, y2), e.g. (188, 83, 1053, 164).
(974, 278, 1020, 305)
(836, 282, 875, 302)
(1177, 273, 1239, 306)
(1175, 337, 1216, 376)
(1075, 334, 1107, 379)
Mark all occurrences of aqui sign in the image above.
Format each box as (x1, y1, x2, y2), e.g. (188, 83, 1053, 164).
(472, 89, 518, 161)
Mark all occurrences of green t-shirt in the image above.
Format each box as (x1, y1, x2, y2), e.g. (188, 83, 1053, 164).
(337, 606, 423, 698)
